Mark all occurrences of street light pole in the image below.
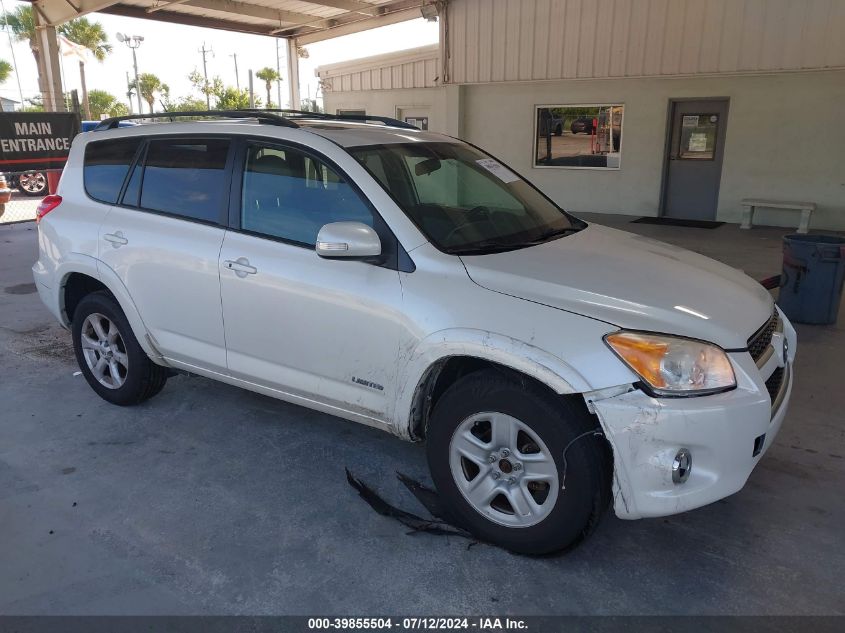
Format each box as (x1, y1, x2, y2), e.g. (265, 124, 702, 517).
(117, 33, 144, 114)
(131, 46, 141, 113)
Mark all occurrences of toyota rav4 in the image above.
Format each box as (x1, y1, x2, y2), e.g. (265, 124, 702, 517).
(33, 111, 795, 554)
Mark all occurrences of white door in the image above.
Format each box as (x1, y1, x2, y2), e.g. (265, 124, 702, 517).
(98, 136, 232, 372)
(218, 141, 403, 419)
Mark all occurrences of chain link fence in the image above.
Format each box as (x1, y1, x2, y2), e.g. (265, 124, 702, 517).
(0, 169, 60, 224)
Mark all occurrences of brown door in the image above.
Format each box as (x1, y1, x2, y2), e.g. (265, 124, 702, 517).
(662, 99, 729, 221)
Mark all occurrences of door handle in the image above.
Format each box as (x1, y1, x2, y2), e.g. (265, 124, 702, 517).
(103, 232, 128, 247)
(223, 257, 257, 277)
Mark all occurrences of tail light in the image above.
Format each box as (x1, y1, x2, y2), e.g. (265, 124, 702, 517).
(36, 194, 62, 224)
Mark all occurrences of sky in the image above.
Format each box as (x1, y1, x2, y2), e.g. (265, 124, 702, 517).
(0, 0, 438, 110)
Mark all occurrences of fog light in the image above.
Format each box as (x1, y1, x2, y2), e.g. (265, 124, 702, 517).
(672, 448, 692, 484)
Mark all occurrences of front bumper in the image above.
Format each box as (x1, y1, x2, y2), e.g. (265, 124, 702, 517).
(590, 314, 796, 520)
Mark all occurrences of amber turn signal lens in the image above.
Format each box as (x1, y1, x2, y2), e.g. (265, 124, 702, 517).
(605, 332, 670, 388)
(604, 331, 736, 395)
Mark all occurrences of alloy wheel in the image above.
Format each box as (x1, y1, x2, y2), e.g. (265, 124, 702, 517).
(449, 411, 559, 528)
(80, 313, 129, 389)
(19, 172, 47, 194)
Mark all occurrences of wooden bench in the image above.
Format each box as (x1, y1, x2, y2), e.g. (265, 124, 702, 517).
(740, 198, 815, 234)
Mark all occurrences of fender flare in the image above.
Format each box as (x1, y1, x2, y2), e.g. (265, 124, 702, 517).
(392, 328, 592, 439)
(56, 256, 164, 363)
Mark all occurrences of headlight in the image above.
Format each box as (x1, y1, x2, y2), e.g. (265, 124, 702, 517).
(604, 331, 736, 396)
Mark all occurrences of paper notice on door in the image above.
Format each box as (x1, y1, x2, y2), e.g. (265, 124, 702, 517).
(476, 158, 520, 183)
(682, 115, 699, 127)
(688, 132, 708, 152)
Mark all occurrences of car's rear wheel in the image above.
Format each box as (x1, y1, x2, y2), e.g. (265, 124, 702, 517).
(426, 370, 610, 554)
(72, 292, 168, 405)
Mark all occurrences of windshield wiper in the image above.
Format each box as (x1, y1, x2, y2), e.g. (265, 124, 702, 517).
(448, 239, 526, 255)
(448, 226, 583, 256)
(525, 226, 582, 244)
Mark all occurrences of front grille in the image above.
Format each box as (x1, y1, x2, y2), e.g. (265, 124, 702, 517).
(765, 366, 785, 405)
(748, 311, 780, 363)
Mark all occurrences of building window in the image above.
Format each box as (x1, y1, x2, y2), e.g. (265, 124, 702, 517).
(678, 114, 719, 160)
(534, 105, 624, 169)
(404, 117, 429, 130)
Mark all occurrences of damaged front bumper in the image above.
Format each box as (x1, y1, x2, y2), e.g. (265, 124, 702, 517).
(586, 346, 794, 520)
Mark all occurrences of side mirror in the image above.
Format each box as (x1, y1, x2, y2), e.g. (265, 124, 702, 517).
(316, 222, 382, 259)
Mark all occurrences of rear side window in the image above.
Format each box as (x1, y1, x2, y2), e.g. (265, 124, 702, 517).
(83, 138, 142, 204)
(139, 138, 230, 223)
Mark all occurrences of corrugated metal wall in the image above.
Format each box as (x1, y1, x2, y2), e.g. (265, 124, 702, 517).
(447, 0, 845, 83)
(318, 48, 439, 92)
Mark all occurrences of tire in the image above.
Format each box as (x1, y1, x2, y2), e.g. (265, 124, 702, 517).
(554, 125, 563, 136)
(71, 291, 168, 406)
(426, 370, 610, 555)
(18, 171, 48, 197)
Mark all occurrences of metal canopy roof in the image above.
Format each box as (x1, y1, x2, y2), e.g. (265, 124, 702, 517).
(28, 0, 429, 44)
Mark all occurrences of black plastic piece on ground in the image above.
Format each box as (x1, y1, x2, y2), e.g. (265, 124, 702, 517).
(345, 468, 475, 540)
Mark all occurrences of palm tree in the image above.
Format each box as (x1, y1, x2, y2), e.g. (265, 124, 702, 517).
(255, 67, 280, 110)
(87, 89, 129, 119)
(0, 59, 12, 84)
(4, 6, 111, 107)
(137, 73, 168, 113)
(3, 6, 39, 93)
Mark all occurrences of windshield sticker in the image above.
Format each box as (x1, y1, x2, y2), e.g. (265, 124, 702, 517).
(475, 158, 520, 184)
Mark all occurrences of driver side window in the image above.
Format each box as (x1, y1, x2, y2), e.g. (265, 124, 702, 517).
(241, 144, 374, 246)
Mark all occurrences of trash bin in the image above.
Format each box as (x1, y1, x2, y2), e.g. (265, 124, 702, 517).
(777, 234, 845, 324)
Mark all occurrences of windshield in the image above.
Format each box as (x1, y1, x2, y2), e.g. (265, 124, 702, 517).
(349, 142, 585, 254)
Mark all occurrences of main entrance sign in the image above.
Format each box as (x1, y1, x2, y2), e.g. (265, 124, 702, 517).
(0, 112, 81, 172)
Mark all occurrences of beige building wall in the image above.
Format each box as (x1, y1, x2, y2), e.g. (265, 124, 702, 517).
(325, 70, 845, 229)
(317, 0, 845, 230)
(460, 70, 845, 229)
(447, 0, 845, 83)
(323, 86, 447, 128)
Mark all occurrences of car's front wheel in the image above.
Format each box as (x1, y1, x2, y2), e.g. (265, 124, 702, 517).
(72, 291, 168, 406)
(426, 370, 610, 554)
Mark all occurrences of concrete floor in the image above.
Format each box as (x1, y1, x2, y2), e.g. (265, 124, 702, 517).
(1, 216, 843, 615)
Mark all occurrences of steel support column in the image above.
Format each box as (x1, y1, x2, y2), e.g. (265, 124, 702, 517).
(286, 38, 301, 110)
(33, 8, 66, 111)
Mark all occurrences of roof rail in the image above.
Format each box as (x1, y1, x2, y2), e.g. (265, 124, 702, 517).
(93, 110, 301, 131)
(93, 109, 421, 132)
(239, 108, 420, 130)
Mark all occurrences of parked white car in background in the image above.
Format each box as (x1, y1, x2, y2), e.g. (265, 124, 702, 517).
(33, 112, 796, 554)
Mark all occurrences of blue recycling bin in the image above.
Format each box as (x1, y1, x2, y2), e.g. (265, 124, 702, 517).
(777, 234, 845, 325)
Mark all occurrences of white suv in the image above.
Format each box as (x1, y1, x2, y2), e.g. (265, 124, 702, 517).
(33, 111, 795, 554)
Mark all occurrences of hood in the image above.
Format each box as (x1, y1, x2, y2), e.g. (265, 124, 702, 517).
(461, 224, 773, 350)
